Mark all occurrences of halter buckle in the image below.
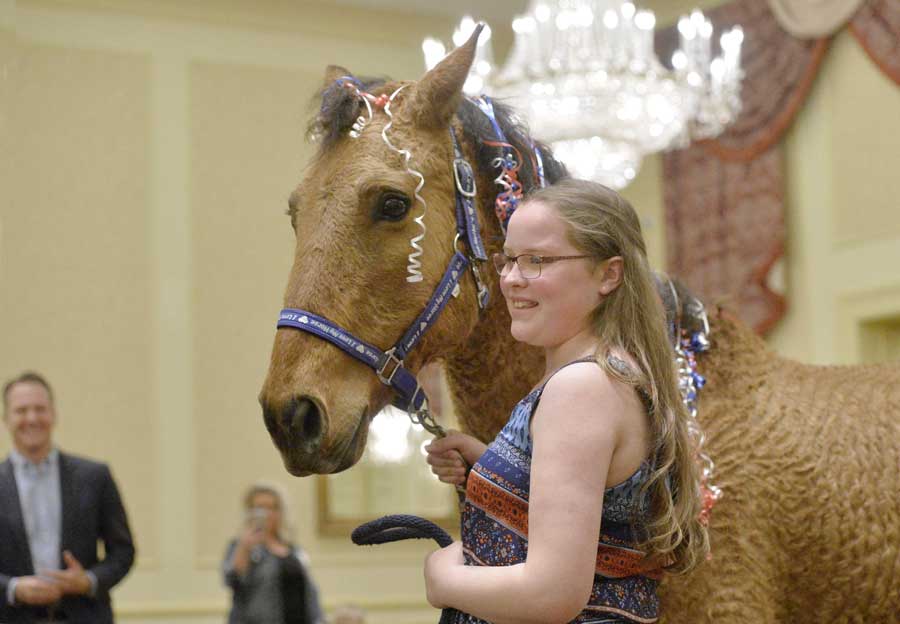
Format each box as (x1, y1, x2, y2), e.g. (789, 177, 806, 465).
(453, 158, 477, 198)
(376, 348, 403, 386)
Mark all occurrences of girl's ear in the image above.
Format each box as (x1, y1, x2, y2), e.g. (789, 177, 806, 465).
(598, 256, 624, 295)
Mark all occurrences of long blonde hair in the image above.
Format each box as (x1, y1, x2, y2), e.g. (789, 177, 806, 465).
(528, 179, 709, 573)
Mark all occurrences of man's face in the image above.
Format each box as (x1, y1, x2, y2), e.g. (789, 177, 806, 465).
(4, 382, 56, 459)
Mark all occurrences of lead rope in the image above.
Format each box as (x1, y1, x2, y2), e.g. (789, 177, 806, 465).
(352, 514, 459, 624)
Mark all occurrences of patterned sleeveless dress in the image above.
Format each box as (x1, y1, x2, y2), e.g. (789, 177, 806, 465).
(454, 357, 663, 624)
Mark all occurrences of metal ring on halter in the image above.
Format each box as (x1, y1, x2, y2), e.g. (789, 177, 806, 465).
(453, 158, 477, 198)
(453, 233, 466, 255)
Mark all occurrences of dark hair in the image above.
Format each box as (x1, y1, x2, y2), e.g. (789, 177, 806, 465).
(3, 371, 54, 410)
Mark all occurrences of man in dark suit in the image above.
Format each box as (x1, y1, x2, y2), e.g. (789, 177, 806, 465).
(1, 371, 135, 624)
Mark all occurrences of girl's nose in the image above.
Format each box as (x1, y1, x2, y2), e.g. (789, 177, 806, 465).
(501, 261, 528, 287)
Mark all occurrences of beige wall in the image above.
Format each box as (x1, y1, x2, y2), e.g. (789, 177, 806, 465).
(1, 1, 898, 623)
(768, 29, 900, 364)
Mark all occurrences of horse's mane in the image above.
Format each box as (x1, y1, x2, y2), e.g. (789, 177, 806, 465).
(455, 97, 568, 192)
(308, 75, 568, 193)
(654, 273, 710, 344)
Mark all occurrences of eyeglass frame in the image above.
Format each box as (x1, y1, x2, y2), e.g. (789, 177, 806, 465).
(491, 251, 594, 279)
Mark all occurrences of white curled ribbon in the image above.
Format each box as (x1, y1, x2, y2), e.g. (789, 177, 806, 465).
(381, 85, 427, 283)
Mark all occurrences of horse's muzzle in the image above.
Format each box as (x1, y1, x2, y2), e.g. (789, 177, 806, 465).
(261, 394, 326, 475)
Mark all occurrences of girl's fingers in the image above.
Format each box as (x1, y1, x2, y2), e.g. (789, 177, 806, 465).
(426, 453, 464, 468)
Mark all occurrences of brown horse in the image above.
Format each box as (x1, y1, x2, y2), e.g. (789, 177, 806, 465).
(259, 32, 900, 623)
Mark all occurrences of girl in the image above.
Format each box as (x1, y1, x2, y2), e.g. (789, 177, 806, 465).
(424, 179, 708, 623)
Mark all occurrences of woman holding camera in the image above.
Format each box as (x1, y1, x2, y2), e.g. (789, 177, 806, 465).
(222, 482, 324, 624)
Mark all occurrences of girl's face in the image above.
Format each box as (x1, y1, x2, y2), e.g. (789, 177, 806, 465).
(499, 200, 603, 350)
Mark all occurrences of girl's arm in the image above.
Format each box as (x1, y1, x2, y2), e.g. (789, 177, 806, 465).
(425, 363, 628, 624)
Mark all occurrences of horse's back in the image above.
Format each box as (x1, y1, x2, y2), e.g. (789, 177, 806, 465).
(661, 314, 900, 623)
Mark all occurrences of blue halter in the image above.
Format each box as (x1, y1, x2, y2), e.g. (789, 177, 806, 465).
(276, 128, 488, 426)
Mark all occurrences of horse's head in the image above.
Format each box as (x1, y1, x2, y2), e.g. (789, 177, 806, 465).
(260, 30, 486, 476)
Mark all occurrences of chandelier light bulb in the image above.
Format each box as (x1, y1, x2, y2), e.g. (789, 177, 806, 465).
(634, 10, 655, 30)
(453, 16, 476, 46)
(577, 6, 594, 26)
(480, 23, 492, 43)
(422, 38, 446, 71)
(603, 9, 619, 29)
(678, 16, 696, 40)
(513, 16, 536, 34)
(464, 75, 484, 94)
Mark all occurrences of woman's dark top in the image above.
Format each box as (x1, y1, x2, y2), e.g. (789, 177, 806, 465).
(222, 540, 323, 624)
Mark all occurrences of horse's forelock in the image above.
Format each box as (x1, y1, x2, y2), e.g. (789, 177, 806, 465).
(307, 76, 391, 149)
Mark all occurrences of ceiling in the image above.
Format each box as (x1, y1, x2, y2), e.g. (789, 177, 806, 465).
(328, 0, 529, 24)
(327, 0, 729, 28)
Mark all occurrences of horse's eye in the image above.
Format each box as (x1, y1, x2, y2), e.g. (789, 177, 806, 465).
(377, 193, 411, 222)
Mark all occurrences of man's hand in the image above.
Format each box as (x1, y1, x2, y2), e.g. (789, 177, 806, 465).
(42, 551, 92, 595)
(13, 576, 62, 605)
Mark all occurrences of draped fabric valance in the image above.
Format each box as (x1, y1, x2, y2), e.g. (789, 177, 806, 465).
(767, 0, 865, 38)
(850, 0, 900, 86)
(656, 0, 898, 335)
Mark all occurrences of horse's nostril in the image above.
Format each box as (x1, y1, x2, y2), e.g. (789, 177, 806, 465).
(286, 396, 323, 443)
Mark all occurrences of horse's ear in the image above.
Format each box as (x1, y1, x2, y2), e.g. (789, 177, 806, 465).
(409, 24, 484, 129)
(322, 65, 353, 90)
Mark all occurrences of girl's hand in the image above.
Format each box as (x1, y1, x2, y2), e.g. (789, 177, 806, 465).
(425, 431, 486, 485)
(424, 541, 464, 608)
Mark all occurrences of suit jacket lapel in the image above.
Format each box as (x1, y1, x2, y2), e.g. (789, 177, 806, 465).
(58, 452, 77, 555)
(0, 457, 35, 573)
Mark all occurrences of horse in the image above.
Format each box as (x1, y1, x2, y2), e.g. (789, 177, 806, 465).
(259, 30, 900, 624)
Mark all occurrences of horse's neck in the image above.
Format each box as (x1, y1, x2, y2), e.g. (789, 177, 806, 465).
(442, 140, 544, 443)
(444, 308, 543, 443)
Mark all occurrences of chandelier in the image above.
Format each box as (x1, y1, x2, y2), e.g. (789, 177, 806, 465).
(423, 2, 743, 189)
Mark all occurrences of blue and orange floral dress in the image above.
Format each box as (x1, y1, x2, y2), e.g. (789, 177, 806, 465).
(455, 357, 662, 624)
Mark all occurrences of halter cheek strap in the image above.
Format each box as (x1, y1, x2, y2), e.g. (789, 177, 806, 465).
(450, 127, 490, 310)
